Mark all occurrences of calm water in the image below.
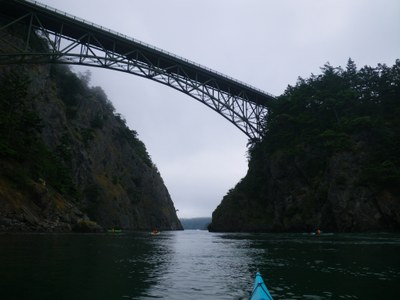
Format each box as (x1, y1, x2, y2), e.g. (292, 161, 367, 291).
(0, 231, 399, 299)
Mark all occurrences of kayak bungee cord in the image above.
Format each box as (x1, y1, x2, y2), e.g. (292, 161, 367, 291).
(250, 272, 273, 300)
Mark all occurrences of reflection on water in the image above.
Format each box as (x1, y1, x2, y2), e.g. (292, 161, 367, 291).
(244, 233, 400, 299)
(143, 231, 253, 299)
(0, 231, 399, 299)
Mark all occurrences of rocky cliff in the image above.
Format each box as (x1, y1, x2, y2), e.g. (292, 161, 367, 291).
(209, 60, 400, 232)
(0, 44, 182, 231)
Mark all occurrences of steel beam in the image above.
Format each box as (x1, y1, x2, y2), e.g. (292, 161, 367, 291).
(0, 0, 275, 141)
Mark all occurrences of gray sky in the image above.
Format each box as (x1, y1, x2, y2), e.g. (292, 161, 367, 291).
(39, 0, 400, 218)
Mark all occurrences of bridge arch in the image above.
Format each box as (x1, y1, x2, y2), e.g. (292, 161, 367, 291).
(0, 0, 276, 141)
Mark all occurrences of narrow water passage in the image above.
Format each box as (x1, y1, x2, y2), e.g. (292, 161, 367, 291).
(0, 231, 399, 299)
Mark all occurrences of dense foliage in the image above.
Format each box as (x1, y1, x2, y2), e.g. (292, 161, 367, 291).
(0, 64, 155, 199)
(210, 59, 400, 232)
(0, 17, 182, 232)
(250, 59, 400, 188)
(0, 68, 76, 196)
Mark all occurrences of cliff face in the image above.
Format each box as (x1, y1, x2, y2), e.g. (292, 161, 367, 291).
(209, 60, 400, 232)
(209, 143, 400, 232)
(0, 63, 182, 231)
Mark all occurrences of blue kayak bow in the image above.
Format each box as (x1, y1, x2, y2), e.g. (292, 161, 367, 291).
(250, 272, 273, 300)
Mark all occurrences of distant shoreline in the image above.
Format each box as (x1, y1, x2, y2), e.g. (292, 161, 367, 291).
(180, 217, 211, 230)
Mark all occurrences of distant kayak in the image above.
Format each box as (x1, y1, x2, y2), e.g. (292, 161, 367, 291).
(151, 230, 160, 235)
(250, 272, 273, 300)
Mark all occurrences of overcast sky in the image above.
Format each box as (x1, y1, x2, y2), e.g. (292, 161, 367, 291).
(39, 0, 400, 218)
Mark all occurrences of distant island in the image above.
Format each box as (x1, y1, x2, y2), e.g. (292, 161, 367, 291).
(180, 218, 211, 230)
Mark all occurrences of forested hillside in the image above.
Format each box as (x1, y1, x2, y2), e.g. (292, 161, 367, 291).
(180, 217, 211, 230)
(209, 59, 400, 232)
(0, 21, 182, 231)
(0, 62, 182, 232)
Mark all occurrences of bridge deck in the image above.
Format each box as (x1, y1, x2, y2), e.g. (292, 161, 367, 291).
(1, 0, 275, 106)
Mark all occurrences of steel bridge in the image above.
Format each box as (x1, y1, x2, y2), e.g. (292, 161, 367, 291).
(0, 0, 276, 141)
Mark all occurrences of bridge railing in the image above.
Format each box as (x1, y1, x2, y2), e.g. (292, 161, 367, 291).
(24, 0, 275, 100)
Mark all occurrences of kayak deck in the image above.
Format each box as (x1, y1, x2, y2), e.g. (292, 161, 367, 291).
(250, 272, 273, 300)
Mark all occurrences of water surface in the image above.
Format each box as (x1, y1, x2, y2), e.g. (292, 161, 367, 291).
(0, 231, 399, 299)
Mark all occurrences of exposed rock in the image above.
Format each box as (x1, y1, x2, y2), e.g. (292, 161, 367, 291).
(209, 147, 399, 232)
(0, 25, 182, 232)
(209, 60, 400, 232)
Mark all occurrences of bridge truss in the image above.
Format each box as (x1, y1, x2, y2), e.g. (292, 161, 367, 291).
(0, 0, 276, 141)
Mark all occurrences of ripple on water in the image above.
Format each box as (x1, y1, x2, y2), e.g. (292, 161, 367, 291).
(1, 231, 399, 299)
